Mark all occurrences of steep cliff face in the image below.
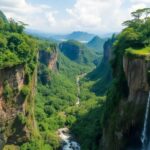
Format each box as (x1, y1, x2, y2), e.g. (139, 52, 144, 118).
(59, 40, 97, 65)
(59, 41, 81, 61)
(87, 36, 115, 95)
(123, 56, 150, 103)
(102, 55, 150, 150)
(0, 64, 37, 149)
(39, 50, 58, 71)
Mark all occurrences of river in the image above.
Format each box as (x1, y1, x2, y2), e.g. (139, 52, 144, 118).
(58, 73, 86, 150)
(76, 73, 87, 105)
(58, 128, 80, 150)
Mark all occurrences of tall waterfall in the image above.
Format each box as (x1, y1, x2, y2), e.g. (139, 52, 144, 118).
(141, 92, 150, 150)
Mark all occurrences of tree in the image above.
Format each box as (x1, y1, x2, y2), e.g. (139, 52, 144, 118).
(17, 21, 27, 33)
(7, 34, 22, 50)
(131, 8, 144, 19)
(0, 36, 7, 49)
(0, 18, 4, 30)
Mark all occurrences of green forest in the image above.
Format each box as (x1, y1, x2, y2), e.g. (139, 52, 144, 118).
(0, 6, 150, 150)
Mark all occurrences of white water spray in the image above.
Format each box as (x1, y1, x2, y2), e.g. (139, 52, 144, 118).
(141, 92, 150, 149)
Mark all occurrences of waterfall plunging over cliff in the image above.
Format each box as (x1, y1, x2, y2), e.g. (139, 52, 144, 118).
(141, 92, 150, 150)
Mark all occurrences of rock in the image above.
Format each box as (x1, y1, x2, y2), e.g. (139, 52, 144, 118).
(39, 50, 58, 71)
(0, 64, 37, 148)
(101, 55, 150, 150)
(123, 56, 150, 103)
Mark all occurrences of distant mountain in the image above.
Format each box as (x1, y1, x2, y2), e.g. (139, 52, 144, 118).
(87, 35, 116, 95)
(65, 31, 95, 42)
(26, 30, 95, 42)
(87, 36, 107, 53)
(51, 31, 95, 42)
(59, 40, 97, 65)
(100, 32, 118, 38)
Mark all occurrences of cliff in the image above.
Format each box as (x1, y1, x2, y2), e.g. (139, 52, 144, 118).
(123, 56, 150, 103)
(59, 40, 96, 65)
(87, 36, 115, 95)
(100, 10, 150, 148)
(39, 50, 58, 71)
(101, 54, 150, 150)
(59, 40, 82, 61)
(0, 63, 38, 149)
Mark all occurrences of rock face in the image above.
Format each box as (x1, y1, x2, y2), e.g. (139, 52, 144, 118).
(0, 64, 37, 149)
(59, 41, 81, 61)
(59, 40, 96, 65)
(102, 56, 150, 150)
(123, 56, 150, 103)
(103, 39, 113, 62)
(0, 65, 25, 126)
(88, 36, 115, 95)
(39, 50, 58, 70)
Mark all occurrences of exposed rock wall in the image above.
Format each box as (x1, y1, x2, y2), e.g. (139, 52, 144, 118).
(0, 64, 25, 123)
(101, 56, 150, 150)
(0, 64, 37, 149)
(59, 42, 81, 61)
(123, 56, 150, 103)
(39, 50, 58, 71)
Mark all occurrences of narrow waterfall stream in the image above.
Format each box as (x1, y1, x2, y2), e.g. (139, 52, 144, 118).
(141, 92, 150, 150)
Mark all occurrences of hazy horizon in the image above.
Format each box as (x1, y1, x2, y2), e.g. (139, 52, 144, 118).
(0, 0, 150, 34)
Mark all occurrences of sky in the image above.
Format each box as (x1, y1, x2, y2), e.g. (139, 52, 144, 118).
(0, 0, 150, 34)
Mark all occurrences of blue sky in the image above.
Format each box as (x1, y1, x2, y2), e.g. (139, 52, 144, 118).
(0, 0, 150, 34)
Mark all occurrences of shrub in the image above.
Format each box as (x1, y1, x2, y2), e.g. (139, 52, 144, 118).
(17, 113, 27, 125)
(21, 85, 30, 98)
(3, 81, 13, 100)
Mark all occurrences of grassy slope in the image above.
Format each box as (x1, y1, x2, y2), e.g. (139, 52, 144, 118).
(126, 47, 150, 57)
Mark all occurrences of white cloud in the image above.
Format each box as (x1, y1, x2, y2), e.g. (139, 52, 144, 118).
(0, 0, 149, 34)
(131, 0, 150, 3)
(130, 0, 150, 12)
(64, 0, 129, 33)
(0, 0, 57, 31)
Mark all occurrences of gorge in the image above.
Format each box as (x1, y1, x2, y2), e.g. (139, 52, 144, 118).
(0, 7, 150, 150)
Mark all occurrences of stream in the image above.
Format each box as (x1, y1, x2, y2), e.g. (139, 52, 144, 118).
(58, 128, 80, 150)
(58, 73, 86, 150)
(76, 73, 86, 105)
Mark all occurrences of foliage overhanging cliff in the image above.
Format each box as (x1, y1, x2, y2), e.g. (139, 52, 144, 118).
(0, 11, 39, 150)
(0, 7, 150, 150)
(101, 8, 150, 150)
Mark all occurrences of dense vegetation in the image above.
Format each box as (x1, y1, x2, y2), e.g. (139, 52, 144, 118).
(87, 35, 115, 96)
(100, 8, 150, 149)
(59, 40, 100, 65)
(34, 45, 96, 149)
(87, 36, 106, 53)
(0, 11, 37, 73)
(1, 7, 150, 150)
(68, 8, 150, 150)
(0, 11, 42, 150)
(104, 8, 150, 124)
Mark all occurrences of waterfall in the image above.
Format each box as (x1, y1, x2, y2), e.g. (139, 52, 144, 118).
(58, 128, 80, 150)
(141, 92, 150, 150)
